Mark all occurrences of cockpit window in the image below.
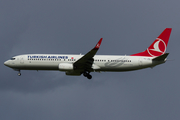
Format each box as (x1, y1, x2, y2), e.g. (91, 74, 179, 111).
(11, 58, 16, 60)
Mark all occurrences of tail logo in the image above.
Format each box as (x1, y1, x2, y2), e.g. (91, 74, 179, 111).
(147, 38, 166, 56)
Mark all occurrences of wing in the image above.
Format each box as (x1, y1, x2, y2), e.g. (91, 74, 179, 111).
(73, 38, 103, 72)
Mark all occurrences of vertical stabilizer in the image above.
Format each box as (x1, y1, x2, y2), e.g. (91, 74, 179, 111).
(131, 28, 172, 57)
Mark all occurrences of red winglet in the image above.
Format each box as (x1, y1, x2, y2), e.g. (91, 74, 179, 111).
(93, 38, 103, 50)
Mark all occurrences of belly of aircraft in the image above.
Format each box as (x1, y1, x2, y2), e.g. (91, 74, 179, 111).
(16, 62, 59, 70)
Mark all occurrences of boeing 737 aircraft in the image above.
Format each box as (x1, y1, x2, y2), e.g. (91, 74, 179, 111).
(4, 28, 172, 79)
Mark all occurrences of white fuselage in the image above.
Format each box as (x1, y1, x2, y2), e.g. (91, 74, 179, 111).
(4, 54, 164, 72)
(3, 28, 171, 79)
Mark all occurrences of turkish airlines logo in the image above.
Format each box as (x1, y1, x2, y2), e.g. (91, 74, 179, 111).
(95, 43, 100, 49)
(96, 44, 100, 47)
(147, 38, 166, 56)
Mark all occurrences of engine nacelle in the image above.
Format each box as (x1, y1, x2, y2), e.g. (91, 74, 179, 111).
(58, 63, 74, 71)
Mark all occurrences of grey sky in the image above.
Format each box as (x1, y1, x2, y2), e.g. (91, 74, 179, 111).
(1, 0, 180, 120)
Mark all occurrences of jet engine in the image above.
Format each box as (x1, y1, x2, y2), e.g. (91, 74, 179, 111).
(58, 63, 74, 71)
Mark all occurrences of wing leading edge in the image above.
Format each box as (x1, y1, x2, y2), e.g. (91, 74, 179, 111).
(73, 38, 103, 71)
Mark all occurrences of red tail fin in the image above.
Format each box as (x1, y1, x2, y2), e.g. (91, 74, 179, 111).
(131, 28, 172, 57)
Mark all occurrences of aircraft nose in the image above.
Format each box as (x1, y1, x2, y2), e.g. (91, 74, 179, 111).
(4, 60, 9, 66)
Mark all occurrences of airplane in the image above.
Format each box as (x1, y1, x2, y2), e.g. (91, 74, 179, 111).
(4, 28, 172, 79)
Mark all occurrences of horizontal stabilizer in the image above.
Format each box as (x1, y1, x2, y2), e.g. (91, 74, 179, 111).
(152, 53, 169, 61)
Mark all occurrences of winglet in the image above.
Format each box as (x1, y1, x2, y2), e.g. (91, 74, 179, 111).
(93, 38, 103, 50)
